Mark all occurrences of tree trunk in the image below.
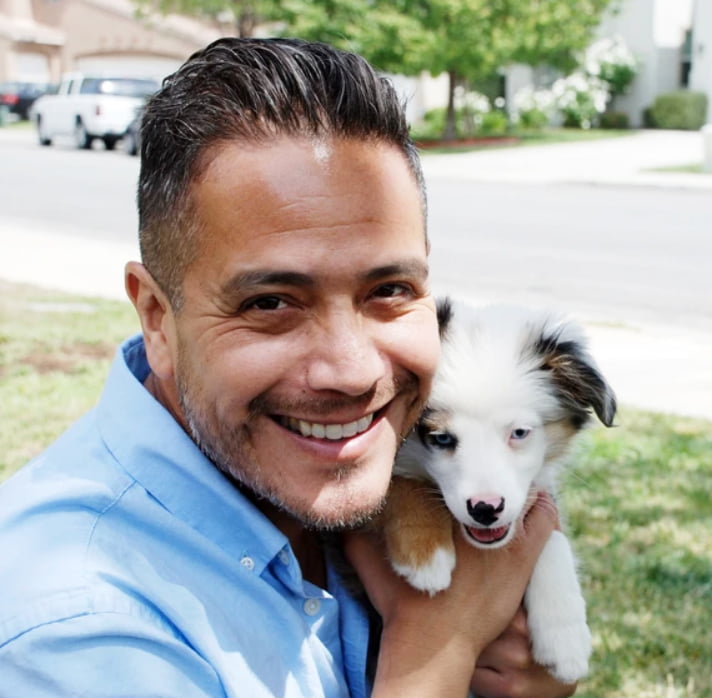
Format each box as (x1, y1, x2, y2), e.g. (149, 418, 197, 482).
(234, 0, 256, 37)
(443, 70, 458, 140)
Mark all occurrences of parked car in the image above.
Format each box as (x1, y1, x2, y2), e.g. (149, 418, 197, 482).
(0, 81, 55, 121)
(31, 74, 158, 150)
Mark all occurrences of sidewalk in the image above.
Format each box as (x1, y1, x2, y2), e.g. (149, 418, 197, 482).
(2, 128, 711, 422)
(421, 128, 712, 189)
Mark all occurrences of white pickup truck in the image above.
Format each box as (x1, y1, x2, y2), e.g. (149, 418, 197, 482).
(31, 73, 158, 150)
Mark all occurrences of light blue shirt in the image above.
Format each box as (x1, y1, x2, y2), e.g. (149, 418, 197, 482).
(0, 335, 372, 697)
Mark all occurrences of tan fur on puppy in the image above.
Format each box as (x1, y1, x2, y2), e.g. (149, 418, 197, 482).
(380, 476, 456, 595)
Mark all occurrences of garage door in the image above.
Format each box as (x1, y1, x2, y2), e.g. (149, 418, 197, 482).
(15, 52, 50, 83)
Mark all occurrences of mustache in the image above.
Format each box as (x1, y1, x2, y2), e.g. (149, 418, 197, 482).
(247, 373, 420, 419)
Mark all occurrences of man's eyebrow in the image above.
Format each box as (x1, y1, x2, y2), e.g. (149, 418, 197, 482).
(220, 259, 429, 296)
(360, 260, 430, 282)
(220, 270, 314, 296)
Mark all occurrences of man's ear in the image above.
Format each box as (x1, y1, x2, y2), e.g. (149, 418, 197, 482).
(125, 261, 177, 380)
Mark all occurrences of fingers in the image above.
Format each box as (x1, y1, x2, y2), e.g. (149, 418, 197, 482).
(472, 607, 578, 698)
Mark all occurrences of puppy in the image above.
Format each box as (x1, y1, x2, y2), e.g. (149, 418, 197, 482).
(382, 298, 616, 684)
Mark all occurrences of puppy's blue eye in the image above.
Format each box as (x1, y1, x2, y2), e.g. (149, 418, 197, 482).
(427, 431, 458, 450)
(511, 427, 531, 440)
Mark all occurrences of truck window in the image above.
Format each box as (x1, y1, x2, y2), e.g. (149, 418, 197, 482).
(78, 78, 158, 98)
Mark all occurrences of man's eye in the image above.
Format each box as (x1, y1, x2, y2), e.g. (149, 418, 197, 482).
(372, 283, 410, 299)
(242, 296, 287, 311)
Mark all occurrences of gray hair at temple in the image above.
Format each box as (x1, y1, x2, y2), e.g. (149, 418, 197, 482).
(137, 37, 427, 310)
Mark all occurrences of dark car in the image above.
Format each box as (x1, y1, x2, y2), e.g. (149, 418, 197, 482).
(123, 103, 145, 156)
(0, 81, 54, 120)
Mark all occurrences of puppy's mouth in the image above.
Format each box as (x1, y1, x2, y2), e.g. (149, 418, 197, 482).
(276, 411, 377, 441)
(463, 523, 512, 546)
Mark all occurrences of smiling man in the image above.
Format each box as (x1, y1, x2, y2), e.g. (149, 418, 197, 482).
(0, 38, 575, 698)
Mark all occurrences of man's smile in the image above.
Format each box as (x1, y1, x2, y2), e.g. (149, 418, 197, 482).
(279, 412, 376, 440)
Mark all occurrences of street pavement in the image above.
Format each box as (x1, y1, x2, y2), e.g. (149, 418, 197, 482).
(1, 127, 711, 422)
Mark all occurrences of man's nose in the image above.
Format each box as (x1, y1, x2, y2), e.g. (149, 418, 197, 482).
(305, 314, 387, 395)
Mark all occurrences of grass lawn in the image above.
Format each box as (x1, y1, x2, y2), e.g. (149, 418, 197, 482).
(412, 127, 634, 155)
(1, 281, 710, 696)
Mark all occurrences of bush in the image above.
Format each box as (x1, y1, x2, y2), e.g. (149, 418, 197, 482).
(599, 111, 630, 129)
(552, 72, 608, 129)
(411, 107, 447, 140)
(648, 91, 708, 130)
(479, 110, 508, 136)
(512, 86, 556, 130)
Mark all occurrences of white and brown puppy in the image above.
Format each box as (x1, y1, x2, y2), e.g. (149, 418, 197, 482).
(382, 298, 616, 684)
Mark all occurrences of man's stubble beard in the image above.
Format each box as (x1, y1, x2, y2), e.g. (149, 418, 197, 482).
(175, 355, 425, 531)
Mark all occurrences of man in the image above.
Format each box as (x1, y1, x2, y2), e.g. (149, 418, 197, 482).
(0, 38, 574, 697)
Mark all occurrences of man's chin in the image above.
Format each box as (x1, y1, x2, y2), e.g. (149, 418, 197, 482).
(272, 490, 387, 532)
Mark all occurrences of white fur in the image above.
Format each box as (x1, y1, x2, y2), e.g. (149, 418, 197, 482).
(394, 300, 615, 683)
(391, 546, 457, 596)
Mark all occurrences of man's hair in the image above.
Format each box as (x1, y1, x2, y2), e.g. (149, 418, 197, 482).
(138, 37, 426, 309)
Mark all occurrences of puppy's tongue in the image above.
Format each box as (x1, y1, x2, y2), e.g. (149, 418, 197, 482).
(465, 524, 510, 545)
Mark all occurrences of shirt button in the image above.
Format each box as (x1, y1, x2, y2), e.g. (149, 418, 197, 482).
(303, 598, 321, 616)
(240, 556, 255, 571)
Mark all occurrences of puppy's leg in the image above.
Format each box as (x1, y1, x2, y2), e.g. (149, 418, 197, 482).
(380, 476, 456, 594)
(525, 530, 592, 683)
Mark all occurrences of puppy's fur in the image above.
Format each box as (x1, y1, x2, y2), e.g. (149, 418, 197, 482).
(383, 298, 616, 684)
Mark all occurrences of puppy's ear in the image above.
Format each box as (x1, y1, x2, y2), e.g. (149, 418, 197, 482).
(537, 332, 617, 429)
(436, 296, 453, 339)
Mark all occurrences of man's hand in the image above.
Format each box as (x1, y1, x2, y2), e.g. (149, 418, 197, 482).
(470, 607, 577, 698)
(345, 492, 566, 697)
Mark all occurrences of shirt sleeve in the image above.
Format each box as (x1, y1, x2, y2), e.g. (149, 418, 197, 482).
(0, 611, 227, 698)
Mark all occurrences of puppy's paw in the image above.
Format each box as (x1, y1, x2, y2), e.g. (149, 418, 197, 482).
(391, 545, 456, 595)
(530, 619, 592, 684)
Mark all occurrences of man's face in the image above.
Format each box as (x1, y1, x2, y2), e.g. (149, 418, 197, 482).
(161, 137, 439, 529)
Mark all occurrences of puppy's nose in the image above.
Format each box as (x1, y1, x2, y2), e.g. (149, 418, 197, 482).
(467, 496, 505, 526)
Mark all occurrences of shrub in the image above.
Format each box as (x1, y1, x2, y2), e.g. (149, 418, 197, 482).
(479, 110, 509, 136)
(512, 86, 556, 130)
(599, 111, 630, 129)
(648, 91, 708, 130)
(552, 72, 608, 129)
(585, 35, 638, 98)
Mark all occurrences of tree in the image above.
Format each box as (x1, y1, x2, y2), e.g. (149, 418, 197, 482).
(134, 0, 278, 37)
(133, 0, 617, 137)
(277, 0, 617, 139)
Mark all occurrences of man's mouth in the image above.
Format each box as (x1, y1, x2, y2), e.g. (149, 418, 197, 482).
(277, 412, 376, 440)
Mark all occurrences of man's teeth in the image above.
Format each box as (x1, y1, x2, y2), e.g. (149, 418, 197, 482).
(284, 413, 374, 440)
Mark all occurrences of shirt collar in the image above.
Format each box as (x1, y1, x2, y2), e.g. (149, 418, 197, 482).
(96, 334, 290, 576)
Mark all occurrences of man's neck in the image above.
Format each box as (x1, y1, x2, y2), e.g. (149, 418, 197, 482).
(238, 485, 328, 588)
(143, 371, 328, 588)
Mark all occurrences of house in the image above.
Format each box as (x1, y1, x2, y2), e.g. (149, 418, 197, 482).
(0, 0, 220, 85)
(504, 0, 709, 128)
(689, 0, 712, 118)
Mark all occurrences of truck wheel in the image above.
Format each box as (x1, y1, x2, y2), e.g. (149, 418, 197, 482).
(37, 117, 52, 146)
(74, 119, 93, 150)
(103, 135, 119, 151)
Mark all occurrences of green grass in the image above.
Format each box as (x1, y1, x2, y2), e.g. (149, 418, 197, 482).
(1, 281, 710, 696)
(413, 127, 633, 155)
(0, 280, 139, 478)
(561, 413, 712, 697)
(649, 163, 708, 175)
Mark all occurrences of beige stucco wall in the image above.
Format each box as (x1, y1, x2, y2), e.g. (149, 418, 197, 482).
(1, 0, 220, 83)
